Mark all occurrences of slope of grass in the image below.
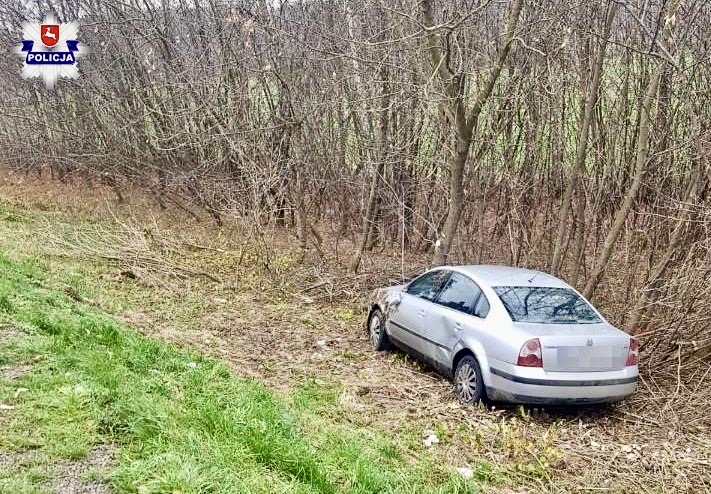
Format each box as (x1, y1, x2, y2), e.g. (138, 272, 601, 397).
(0, 215, 481, 493)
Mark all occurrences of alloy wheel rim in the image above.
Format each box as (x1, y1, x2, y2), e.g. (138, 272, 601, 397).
(456, 363, 477, 402)
(369, 314, 381, 346)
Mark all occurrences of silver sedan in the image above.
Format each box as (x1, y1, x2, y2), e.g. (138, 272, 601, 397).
(366, 265, 639, 405)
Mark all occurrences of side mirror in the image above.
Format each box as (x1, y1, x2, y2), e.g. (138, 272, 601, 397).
(391, 292, 403, 306)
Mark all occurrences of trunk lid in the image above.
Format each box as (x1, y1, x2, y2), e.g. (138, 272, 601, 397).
(514, 322, 630, 372)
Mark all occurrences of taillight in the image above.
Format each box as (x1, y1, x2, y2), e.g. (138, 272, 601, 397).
(517, 338, 543, 367)
(626, 338, 639, 366)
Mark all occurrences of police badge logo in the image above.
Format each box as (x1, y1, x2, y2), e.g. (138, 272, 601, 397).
(13, 12, 90, 90)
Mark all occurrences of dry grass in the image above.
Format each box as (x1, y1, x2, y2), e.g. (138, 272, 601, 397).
(0, 169, 709, 493)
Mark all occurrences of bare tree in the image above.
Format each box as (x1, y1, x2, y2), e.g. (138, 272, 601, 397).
(422, 0, 525, 266)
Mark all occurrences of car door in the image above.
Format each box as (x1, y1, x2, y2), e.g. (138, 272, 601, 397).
(387, 269, 450, 357)
(425, 272, 491, 370)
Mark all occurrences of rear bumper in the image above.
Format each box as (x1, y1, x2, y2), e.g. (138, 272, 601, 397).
(485, 361, 638, 405)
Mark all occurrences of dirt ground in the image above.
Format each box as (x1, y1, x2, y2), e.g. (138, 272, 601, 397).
(0, 324, 114, 494)
(0, 446, 113, 494)
(1, 169, 710, 493)
(50, 445, 114, 494)
(0, 326, 30, 381)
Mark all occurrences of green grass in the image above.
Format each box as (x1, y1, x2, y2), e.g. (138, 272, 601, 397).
(0, 240, 481, 493)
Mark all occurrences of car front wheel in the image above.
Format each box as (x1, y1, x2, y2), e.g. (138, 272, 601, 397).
(367, 308, 391, 351)
(454, 355, 484, 404)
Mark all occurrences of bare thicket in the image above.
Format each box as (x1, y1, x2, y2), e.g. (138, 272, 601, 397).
(0, 0, 709, 374)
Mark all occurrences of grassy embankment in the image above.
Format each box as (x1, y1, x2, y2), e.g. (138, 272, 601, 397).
(0, 202, 483, 494)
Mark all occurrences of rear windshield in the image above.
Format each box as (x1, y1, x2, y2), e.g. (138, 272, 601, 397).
(492, 286, 602, 324)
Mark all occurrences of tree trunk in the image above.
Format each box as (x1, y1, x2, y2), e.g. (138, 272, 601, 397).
(550, 1, 618, 275)
(432, 121, 473, 265)
(350, 61, 391, 273)
(582, 72, 660, 299)
(426, 0, 525, 265)
(625, 137, 706, 331)
(582, 0, 682, 299)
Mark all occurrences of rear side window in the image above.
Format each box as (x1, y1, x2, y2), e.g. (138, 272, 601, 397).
(406, 270, 450, 301)
(436, 273, 490, 318)
(474, 293, 490, 318)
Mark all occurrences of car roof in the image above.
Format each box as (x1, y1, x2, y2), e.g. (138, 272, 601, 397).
(446, 265, 571, 289)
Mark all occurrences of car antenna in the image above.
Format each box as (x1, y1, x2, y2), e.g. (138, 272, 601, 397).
(528, 272, 540, 283)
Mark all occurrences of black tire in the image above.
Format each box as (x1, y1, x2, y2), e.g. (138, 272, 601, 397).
(453, 355, 484, 404)
(367, 308, 391, 351)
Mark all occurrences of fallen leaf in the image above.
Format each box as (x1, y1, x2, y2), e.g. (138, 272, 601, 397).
(422, 430, 439, 447)
(423, 435, 439, 447)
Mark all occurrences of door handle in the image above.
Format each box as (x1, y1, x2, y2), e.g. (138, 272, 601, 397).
(454, 322, 463, 331)
(418, 310, 426, 317)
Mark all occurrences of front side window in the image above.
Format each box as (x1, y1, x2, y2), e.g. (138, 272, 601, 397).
(436, 273, 490, 318)
(406, 270, 450, 301)
(493, 286, 601, 324)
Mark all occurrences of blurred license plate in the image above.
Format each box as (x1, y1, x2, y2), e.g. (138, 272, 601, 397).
(556, 346, 625, 371)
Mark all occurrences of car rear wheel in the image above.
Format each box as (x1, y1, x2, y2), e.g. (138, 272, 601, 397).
(454, 355, 484, 404)
(368, 308, 391, 351)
